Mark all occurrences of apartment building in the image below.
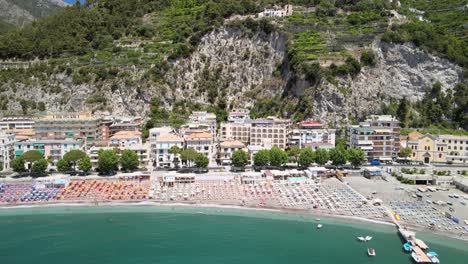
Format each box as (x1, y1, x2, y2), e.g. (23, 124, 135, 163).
(258, 4, 293, 17)
(220, 122, 251, 144)
(108, 117, 143, 137)
(220, 109, 251, 144)
(185, 132, 215, 163)
(218, 139, 247, 165)
(0, 116, 35, 140)
(109, 131, 142, 148)
(0, 131, 15, 170)
(88, 143, 150, 169)
(348, 115, 400, 161)
(183, 111, 217, 138)
(250, 117, 290, 149)
(34, 112, 101, 147)
(152, 133, 184, 168)
(227, 109, 251, 123)
(15, 139, 85, 165)
(289, 121, 335, 150)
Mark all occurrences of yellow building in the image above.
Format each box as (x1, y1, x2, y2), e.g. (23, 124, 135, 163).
(406, 132, 446, 163)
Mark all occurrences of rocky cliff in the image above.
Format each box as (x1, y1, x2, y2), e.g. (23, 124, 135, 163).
(0, 0, 64, 28)
(0, 24, 463, 126)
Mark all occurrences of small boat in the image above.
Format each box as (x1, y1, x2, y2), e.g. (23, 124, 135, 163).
(316, 218, 321, 221)
(365, 236, 372, 241)
(317, 224, 323, 229)
(357, 236, 366, 242)
(367, 248, 375, 256)
(403, 243, 412, 252)
(427, 252, 440, 263)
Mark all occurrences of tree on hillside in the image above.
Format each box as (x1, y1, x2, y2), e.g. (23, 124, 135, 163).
(396, 97, 410, 128)
(97, 149, 119, 174)
(180, 148, 198, 167)
(194, 154, 209, 169)
(329, 146, 347, 166)
(287, 146, 301, 164)
(78, 156, 92, 174)
(298, 148, 315, 167)
(11, 158, 26, 173)
(120, 149, 139, 172)
(231, 150, 249, 168)
(347, 149, 365, 168)
(269, 147, 288, 167)
(314, 148, 329, 165)
(63, 150, 87, 170)
(253, 149, 270, 167)
(57, 158, 71, 172)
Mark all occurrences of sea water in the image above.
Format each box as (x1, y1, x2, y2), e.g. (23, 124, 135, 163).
(0, 206, 467, 264)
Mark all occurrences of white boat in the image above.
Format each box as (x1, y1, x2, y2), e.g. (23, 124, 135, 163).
(317, 224, 323, 229)
(367, 248, 375, 256)
(365, 236, 372, 241)
(357, 236, 366, 241)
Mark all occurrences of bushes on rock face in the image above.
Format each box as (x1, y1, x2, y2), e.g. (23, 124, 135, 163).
(360, 50, 376, 66)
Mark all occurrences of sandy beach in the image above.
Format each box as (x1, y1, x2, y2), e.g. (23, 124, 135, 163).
(1, 174, 467, 242)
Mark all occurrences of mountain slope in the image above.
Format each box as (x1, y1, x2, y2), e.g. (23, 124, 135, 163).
(0, 0, 64, 28)
(0, 0, 465, 129)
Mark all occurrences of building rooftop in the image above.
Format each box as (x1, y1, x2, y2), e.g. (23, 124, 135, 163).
(39, 112, 96, 121)
(155, 134, 184, 142)
(110, 130, 142, 140)
(185, 132, 212, 140)
(220, 140, 246, 148)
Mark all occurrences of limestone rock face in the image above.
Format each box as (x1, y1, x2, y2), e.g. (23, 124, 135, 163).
(0, 26, 463, 127)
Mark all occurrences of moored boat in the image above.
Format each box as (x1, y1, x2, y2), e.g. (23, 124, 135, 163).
(357, 236, 365, 242)
(367, 248, 375, 256)
(317, 224, 323, 229)
(403, 243, 412, 252)
(365, 236, 372, 241)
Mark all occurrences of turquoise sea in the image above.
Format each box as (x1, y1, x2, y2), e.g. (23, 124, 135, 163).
(0, 206, 467, 264)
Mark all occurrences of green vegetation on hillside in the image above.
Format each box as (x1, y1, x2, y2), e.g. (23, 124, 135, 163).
(0, 20, 14, 34)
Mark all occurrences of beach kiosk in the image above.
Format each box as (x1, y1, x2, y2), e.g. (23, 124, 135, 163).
(306, 167, 329, 179)
(363, 167, 382, 179)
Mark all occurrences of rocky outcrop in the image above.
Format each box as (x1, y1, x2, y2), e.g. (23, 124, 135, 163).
(299, 41, 464, 124)
(353, 41, 463, 101)
(0, 0, 64, 27)
(171, 26, 286, 108)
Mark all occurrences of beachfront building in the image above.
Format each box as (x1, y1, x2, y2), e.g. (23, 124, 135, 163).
(152, 133, 184, 168)
(348, 115, 400, 161)
(258, 4, 293, 17)
(288, 120, 336, 150)
(34, 112, 101, 147)
(88, 143, 150, 169)
(0, 131, 16, 170)
(184, 132, 215, 164)
(405, 132, 468, 164)
(218, 139, 247, 165)
(250, 117, 290, 149)
(0, 116, 35, 141)
(220, 109, 252, 144)
(406, 132, 445, 164)
(149, 127, 177, 162)
(220, 122, 251, 144)
(109, 131, 142, 148)
(15, 139, 85, 165)
(439, 135, 468, 164)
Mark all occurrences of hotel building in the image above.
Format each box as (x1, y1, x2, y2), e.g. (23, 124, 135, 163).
(218, 139, 247, 165)
(288, 121, 335, 150)
(15, 139, 85, 165)
(250, 117, 290, 149)
(185, 132, 215, 163)
(152, 133, 184, 168)
(34, 112, 101, 147)
(0, 131, 16, 170)
(348, 115, 400, 161)
(109, 130, 142, 148)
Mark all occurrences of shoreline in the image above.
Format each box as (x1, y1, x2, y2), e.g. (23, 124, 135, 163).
(2, 200, 467, 243)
